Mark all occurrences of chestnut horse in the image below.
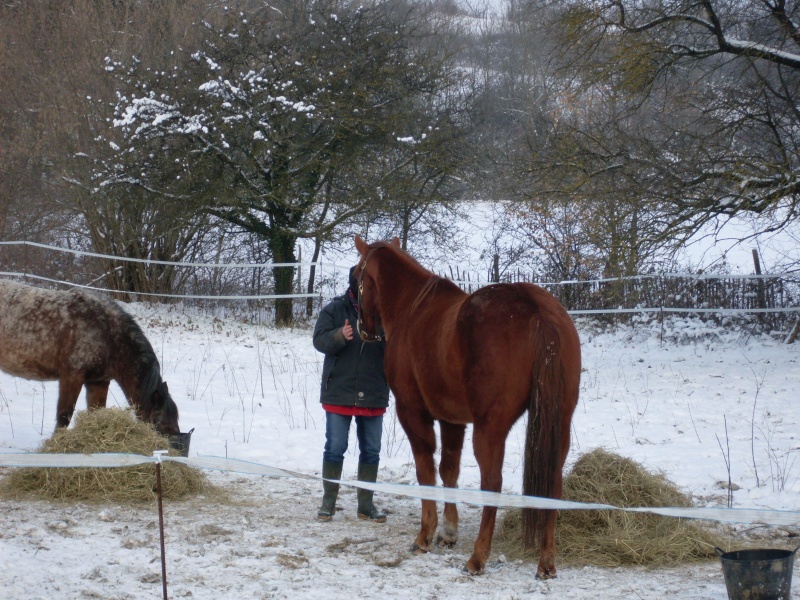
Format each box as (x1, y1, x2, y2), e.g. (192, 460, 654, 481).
(0, 279, 180, 436)
(354, 236, 580, 578)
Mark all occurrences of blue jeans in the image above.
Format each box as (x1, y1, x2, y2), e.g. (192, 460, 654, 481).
(323, 411, 383, 465)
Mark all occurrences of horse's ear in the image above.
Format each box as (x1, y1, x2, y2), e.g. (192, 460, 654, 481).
(390, 237, 400, 247)
(355, 235, 368, 256)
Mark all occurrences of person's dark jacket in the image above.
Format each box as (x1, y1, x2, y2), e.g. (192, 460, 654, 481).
(312, 293, 390, 409)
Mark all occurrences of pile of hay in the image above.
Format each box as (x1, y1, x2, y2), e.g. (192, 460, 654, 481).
(497, 448, 721, 567)
(1, 408, 210, 503)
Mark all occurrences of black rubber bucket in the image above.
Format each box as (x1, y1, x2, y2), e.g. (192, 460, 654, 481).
(168, 428, 194, 457)
(716, 546, 799, 600)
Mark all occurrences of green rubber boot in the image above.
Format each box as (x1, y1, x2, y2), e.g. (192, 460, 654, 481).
(356, 462, 387, 523)
(318, 460, 343, 521)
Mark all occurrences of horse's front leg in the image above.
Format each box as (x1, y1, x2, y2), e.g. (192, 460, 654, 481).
(85, 381, 110, 410)
(397, 405, 438, 554)
(55, 375, 85, 429)
(437, 421, 465, 548)
(466, 424, 507, 575)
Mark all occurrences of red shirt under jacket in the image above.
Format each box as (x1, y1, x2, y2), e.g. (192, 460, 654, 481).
(323, 404, 387, 417)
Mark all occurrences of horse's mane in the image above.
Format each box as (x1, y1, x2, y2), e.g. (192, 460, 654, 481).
(98, 295, 162, 400)
(410, 276, 460, 312)
(371, 241, 463, 311)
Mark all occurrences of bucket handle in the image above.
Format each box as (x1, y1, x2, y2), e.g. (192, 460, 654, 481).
(715, 545, 800, 557)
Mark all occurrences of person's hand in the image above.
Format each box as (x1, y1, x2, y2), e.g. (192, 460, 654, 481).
(342, 319, 354, 340)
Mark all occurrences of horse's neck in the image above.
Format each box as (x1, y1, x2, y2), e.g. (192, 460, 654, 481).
(114, 355, 142, 403)
(379, 259, 445, 323)
(111, 334, 151, 404)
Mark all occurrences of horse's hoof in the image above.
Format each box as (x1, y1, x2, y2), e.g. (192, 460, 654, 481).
(410, 543, 429, 555)
(437, 524, 458, 547)
(465, 557, 485, 575)
(536, 567, 557, 580)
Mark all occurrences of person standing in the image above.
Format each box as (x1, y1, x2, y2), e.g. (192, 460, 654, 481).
(312, 266, 390, 522)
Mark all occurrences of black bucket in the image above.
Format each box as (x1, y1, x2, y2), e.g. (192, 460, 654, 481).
(716, 546, 799, 600)
(167, 428, 194, 457)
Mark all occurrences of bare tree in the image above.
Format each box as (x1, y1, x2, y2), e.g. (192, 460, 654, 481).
(554, 0, 800, 245)
(0, 0, 216, 290)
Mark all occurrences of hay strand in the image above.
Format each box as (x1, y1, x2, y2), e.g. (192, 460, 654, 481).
(1, 408, 209, 503)
(497, 448, 722, 567)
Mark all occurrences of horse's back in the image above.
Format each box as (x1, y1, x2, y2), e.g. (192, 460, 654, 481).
(456, 282, 580, 406)
(393, 280, 579, 424)
(505, 282, 580, 369)
(463, 281, 578, 347)
(0, 280, 111, 380)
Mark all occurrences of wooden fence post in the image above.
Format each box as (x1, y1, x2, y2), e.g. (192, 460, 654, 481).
(752, 249, 767, 326)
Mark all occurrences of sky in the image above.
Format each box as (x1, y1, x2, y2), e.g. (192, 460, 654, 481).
(0, 299, 798, 599)
(679, 215, 800, 274)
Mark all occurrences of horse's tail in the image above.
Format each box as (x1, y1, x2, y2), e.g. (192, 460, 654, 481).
(522, 313, 571, 551)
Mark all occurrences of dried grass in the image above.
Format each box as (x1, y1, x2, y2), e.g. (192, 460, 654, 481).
(496, 448, 722, 567)
(0, 408, 212, 504)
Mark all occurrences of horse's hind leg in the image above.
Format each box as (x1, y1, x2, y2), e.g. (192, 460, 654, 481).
(55, 375, 85, 429)
(537, 408, 573, 579)
(537, 508, 559, 579)
(85, 381, 110, 410)
(437, 420, 465, 547)
(467, 423, 509, 575)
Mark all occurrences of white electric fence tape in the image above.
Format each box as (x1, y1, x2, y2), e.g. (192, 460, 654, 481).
(2, 452, 798, 527)
(2, 240, 799, 311)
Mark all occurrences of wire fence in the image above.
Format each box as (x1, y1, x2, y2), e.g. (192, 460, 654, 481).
(0, 240, 350, 322)
(1, 240, 799, 331)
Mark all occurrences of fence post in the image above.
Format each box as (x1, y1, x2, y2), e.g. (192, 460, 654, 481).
(752, 250, 765, 306)
(297, 246, 302, 296)
(787, 317, 800, 344)
(752, 249, 766, 325)
(153, 450, 170, 600)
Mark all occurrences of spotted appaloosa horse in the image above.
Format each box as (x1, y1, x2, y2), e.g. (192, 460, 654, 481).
(354, 236, 580, 578)
(0, 279, 180, 435)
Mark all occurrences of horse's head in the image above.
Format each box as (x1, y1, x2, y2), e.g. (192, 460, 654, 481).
(354, 235, 399, 342)
(143, 380, 181, 436)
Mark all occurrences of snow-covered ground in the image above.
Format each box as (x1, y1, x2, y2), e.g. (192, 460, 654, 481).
(1, 302, 799, 599)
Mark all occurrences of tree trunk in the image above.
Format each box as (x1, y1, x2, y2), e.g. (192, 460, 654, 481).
(269, 231, 297, 327)
(307, 237, 322, 317)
